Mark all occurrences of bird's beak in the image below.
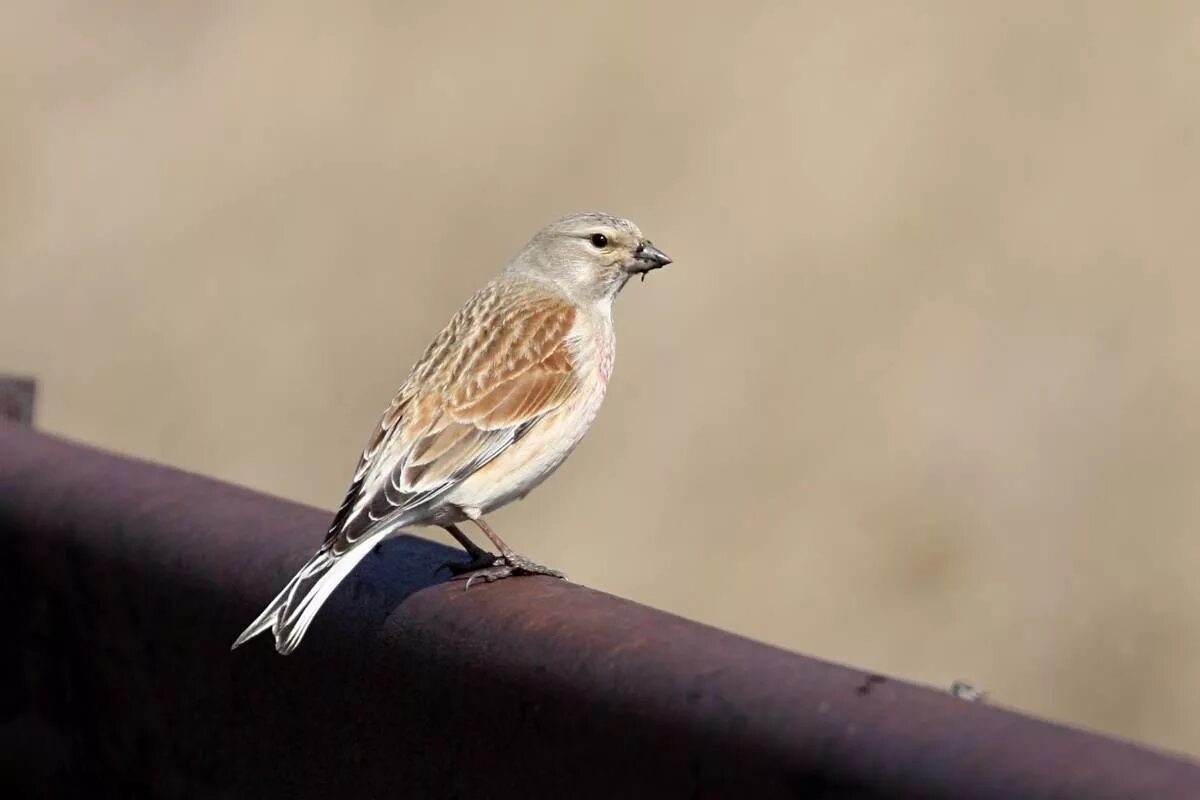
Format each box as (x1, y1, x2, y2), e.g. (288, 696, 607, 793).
(629, 242, 673, 276)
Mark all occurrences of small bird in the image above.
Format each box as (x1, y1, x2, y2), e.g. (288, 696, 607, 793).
(233, 212, 671, 654)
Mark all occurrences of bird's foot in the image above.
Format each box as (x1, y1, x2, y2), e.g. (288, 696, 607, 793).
(504, 553, 565, 580)
(438, 550, 502, 576)
(454, 553, 565, 590)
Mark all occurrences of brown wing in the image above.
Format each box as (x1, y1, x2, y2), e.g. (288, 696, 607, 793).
(322, 285, 578, 556)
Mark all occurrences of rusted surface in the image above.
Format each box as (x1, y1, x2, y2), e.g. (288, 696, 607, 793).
(2, 420, 1199, 798)
(0, 376, 34, 425)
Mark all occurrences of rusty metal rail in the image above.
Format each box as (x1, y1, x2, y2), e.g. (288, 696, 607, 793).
(3, 419, 1199, 798)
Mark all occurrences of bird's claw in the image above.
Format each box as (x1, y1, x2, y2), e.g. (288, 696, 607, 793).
(504, 554, 564, 579)
(462, 564, 516, 589)
(452, 553, 565, 590)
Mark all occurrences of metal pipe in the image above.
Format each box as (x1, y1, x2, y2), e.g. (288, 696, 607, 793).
(3, 420, 1197, 798)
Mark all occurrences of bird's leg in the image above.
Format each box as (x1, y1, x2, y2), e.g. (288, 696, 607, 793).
(438, 523, 501, 575)
(474, 517, 564, 577)
(453, 517, 564, 589)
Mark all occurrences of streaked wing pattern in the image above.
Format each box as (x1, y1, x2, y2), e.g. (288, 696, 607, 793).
(321, 285, 579, 557)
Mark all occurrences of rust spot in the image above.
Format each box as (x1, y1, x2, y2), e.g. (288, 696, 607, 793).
(856, 674, 886, 697)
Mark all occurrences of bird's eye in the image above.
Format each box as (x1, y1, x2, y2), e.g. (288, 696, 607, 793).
(589, 233, 609, 248)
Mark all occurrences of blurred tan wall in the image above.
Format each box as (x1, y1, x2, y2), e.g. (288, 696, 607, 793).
(4, 1, 1200, 755)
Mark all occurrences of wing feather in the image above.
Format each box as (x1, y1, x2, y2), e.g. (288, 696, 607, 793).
(322, 285, 578, 556)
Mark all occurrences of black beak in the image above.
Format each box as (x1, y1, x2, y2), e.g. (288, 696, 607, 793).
(629, 242, 672, 275)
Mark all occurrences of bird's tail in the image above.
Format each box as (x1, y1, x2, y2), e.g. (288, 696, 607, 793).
(232, 532, 386, 655)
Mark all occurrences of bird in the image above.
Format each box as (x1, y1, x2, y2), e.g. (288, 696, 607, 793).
(232, 212, 672, 654)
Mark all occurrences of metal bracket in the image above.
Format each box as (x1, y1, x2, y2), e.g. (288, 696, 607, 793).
(0, 376, 35, 425)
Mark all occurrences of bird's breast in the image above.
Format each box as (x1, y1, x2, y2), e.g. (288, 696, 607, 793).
(444, 319, 614, 517)
(598, 339, 615, 386)
(590, 312, 617, 387)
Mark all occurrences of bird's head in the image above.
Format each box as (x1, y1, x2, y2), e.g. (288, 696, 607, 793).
(510, 212, 672, 302)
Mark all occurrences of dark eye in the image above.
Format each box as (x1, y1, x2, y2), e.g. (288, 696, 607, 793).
(589, 233, 609, 248)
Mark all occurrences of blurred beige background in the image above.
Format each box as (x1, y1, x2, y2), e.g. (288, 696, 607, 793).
(4, 1, 1199, 756)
